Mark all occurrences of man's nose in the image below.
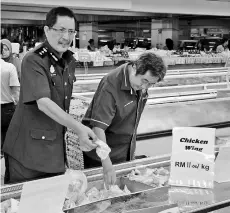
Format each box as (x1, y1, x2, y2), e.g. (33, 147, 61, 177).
(62, 31, 70, 40)
(141, 84, 148, 90)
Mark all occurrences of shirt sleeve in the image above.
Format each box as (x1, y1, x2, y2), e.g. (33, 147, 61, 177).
(88, 86, 116, 130)
(21, 54, 51, 104)
(9, 64, 20, 87)
(14, 57, 21, 80)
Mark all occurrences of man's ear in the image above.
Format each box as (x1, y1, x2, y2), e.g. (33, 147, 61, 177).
(44, 26, 49, 37)
(132, 64, 137, 75)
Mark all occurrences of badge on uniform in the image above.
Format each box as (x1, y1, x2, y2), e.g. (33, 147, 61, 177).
(50, 65, 57, 76)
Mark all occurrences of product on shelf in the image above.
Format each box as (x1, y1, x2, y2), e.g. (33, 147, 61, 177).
(0, 198, 19, 213)
(63, 183, 131, 209)
(95, 139, 111, 160)
(127, 167, 170, 187)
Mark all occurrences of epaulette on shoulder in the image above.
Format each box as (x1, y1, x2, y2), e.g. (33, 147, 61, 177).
(34, 46, 48, 58)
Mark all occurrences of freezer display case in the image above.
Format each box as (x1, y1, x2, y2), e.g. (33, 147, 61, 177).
(1, 153, 230, 213)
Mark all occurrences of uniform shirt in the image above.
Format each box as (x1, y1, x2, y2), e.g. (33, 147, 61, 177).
(1, 59, 20, 104)
(3, 41, 76, 173)
(82, 63, 148, 167)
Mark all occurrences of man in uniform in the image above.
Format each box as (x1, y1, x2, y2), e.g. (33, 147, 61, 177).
(82, 52, 167, 186)
(3, 7, 97, 184)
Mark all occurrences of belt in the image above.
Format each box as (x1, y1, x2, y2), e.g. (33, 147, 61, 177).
(1, 102, 14, 108)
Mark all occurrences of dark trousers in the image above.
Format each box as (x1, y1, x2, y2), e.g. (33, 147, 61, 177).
(1, 102, 15, 150)
(4, 154, 63, 184)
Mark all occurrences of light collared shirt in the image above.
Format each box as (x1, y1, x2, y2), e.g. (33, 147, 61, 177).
(82, 62, 148, 166)
(1, 58, 20, 104)
(216, 45, 225, 53)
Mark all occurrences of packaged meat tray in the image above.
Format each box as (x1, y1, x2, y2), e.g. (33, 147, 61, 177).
(64, 176, 154, 212)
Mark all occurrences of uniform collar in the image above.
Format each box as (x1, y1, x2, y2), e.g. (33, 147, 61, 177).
(121, 63, 135, 95)
(43, 40, 74, 66)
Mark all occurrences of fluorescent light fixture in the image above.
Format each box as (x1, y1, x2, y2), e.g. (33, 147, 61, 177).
(98, 35, 110, 38)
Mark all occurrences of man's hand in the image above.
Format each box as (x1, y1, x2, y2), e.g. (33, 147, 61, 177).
(102, 157, 116, 189)
(36, 97, 97, 151)
(77, 125, 98, 152)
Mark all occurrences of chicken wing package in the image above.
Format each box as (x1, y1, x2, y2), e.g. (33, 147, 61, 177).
(95, 139, 111, 160)
(0, 198, 19, 213)
(64, 169, 88, 208)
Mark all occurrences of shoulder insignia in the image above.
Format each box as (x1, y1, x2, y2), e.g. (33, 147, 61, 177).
(34, 46, 48, 58)
(49, 52, 58, 62)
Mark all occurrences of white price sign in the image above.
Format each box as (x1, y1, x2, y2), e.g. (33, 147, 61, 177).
(169, 127, 215, 188)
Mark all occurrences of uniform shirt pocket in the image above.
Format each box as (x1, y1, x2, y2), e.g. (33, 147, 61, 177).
(51, 75, 62, 87)
(122, 100, 136, 118)
(30, 129, 57, 141)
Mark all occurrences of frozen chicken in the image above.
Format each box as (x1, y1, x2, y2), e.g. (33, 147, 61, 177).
(127, 167, 170, 187)
(95, 139, 111, 160)
(64, 169, 88, 209)
(0, 199, 19, 213)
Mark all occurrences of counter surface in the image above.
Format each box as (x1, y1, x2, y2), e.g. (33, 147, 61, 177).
(72, 181, 230, 213)
(75, 63, 225, 75)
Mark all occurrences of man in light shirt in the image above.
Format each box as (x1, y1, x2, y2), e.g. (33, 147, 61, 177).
(216, 38, 229, 53)
(1, 42, 20, 152)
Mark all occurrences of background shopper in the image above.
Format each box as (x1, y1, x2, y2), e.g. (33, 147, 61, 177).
(1, 39, 21, 81)
(0, 42, 20, 155)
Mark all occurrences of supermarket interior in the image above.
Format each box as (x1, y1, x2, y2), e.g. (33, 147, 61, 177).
(1, 0, 230, 213)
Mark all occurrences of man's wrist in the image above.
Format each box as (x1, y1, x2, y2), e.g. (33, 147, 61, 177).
(101, 156, 112, 167)
(72, 122, 84, 135)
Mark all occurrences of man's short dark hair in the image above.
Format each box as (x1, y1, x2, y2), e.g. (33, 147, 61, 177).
(46, 7, 77, 28)
(134, 52, 167, 81)
(221, 38, 228, 44)
(88, 39, 94, 44)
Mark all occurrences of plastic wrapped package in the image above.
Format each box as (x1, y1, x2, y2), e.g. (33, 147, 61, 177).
(64, 169, 88, 208)
(0, 199, 19, 213)
(84, 184, 131, 202)
(63, 169, 131, 209)
(95, 139, 111, 160)
(86, 187, 101, 202)
(108, 185, 131, 197)
(127, 167, 170, 187)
